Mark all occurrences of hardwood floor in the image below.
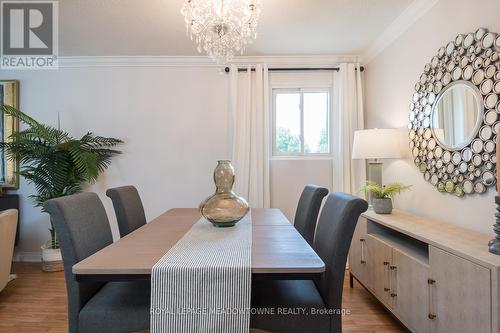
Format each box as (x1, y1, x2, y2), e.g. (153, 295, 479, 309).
(0, 263, 406, 333)
(342, 277, 408, 333)
(0, 263, 67, 333)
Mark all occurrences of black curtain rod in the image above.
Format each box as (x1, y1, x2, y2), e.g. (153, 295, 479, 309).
(224, 66, 364, 73)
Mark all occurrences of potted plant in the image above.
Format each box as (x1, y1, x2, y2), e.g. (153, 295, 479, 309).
(360, 181, 412, 214)
(0, 104, 122, 271)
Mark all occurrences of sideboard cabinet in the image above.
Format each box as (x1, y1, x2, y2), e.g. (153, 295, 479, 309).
(349, 209, 500, 333)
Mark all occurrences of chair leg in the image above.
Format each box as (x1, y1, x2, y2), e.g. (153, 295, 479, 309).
(349, 272, 354, 288)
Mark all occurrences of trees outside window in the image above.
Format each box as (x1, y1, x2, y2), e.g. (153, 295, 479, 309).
(273, 89, 330, 156)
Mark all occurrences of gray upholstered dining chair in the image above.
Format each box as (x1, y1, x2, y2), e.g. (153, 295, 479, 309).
(106, 185, 147, 238)
(293, 184, 329, 246)
(44, 192, 150, 333)
(251, 192, 368, 333)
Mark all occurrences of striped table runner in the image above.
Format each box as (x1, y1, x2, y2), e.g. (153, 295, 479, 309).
(150, 213, 252, 333)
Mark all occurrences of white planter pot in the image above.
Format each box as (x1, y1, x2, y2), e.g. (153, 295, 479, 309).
(41, 242, 63, 272)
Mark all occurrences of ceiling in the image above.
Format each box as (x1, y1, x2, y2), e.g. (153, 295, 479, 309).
(59, 0, 413, 56)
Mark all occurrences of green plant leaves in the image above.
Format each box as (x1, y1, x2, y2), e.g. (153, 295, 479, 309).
(0, 104, 123, 210)
(0, 104, 124, 249)
(359, 181, 412, 199)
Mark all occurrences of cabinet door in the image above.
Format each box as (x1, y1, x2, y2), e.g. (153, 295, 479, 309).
(349, 218, 368, 283)
(392, 248, 431, 333)
(366, 235, 393, 305)
(429, 246, 491, 333)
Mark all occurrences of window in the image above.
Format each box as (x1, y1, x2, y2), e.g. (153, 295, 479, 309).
(272, 88, 331, 156)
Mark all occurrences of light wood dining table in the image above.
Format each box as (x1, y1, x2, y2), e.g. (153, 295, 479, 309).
(73, 208, 325, 281)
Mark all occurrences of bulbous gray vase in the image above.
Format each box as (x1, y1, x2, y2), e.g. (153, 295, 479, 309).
(199, 160, 250, 227)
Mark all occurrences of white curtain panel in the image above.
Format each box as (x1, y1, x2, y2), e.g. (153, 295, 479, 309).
(230, 64, 270, 208)
(332, 63, 366, 194)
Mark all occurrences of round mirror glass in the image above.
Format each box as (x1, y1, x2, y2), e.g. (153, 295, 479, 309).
(431, 81, 482, 150)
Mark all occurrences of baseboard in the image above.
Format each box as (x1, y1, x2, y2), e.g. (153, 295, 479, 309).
(12, 251, 42, 262)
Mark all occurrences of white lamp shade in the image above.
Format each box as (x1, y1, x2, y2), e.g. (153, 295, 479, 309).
(352, 129, 403, 160)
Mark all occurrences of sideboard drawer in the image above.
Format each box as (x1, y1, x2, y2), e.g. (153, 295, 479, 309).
(392, 247, 430, 333)
(429, 246, 491, 333)
(349, 218, 369, 288)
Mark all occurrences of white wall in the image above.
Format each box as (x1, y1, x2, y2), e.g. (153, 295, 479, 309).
(6, 62, 338, 257)
(364, 0, 500, 234)
(4, 65, 231, 255)
(270, 159, 332, 220)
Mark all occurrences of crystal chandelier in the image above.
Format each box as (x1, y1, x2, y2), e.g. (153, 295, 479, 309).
(181, 0, 260, 64)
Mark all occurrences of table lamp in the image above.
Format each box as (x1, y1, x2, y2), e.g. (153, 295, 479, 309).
(352, 129, 403, 188)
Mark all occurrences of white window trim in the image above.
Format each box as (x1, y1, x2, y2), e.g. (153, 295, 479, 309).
(271, 86, 333, 159)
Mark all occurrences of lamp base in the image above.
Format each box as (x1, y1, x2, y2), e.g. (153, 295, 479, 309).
(366, 161, 383, 205)
(367, 162, 383, 186)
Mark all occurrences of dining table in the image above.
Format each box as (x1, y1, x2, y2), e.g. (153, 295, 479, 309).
(73, 208, 325, 282)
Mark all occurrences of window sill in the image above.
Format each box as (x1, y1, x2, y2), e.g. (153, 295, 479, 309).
(270, 155, 333, 161)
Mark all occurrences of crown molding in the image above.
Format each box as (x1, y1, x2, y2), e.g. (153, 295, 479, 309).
(57, 55, 362, 68)
(362, 0, 440, 64)
(58, 56, 218, 68)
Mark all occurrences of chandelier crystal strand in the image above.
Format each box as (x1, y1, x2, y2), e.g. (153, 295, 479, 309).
(181, 0, 260, 64)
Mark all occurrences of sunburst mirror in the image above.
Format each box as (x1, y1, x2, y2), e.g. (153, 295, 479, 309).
(408, 28, 500, 196)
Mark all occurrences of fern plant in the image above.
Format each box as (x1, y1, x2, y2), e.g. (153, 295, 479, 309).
(360, 181, 412, 199)
(0, 104, 123, 249)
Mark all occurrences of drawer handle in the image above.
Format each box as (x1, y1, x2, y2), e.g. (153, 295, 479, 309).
(383, 261, 390, 293)
(360, 239, 366, 264)
(428, 278, 437, 320)
(383, 262, 392, 292)
(390, 265, 397, 298)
